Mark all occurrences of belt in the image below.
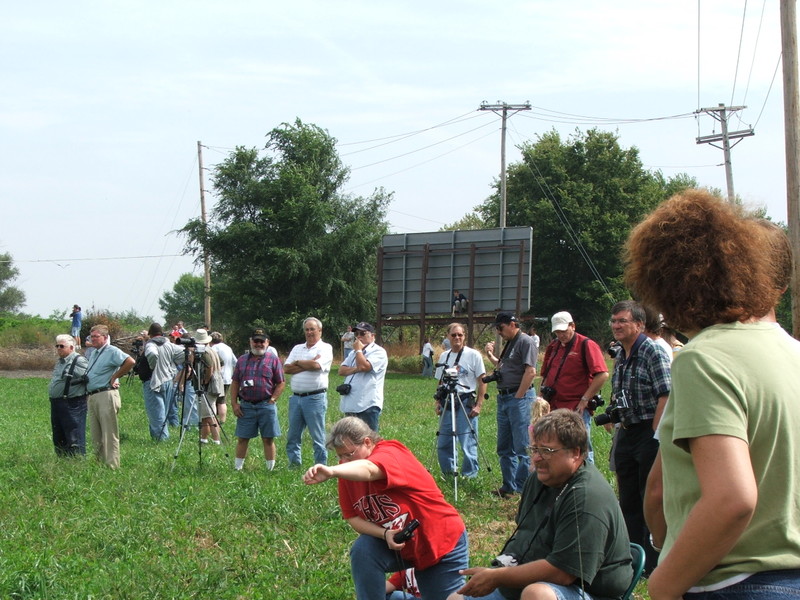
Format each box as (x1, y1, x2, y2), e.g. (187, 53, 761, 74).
(88, 386, 113, 395)
(294, 388, 326, 398)
(497, 387, 520, 396)
(240, 398, 267, 404)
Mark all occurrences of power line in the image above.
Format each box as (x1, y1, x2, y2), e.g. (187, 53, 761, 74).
(730, 1, 749, 107)
(11, 254, 184, 264)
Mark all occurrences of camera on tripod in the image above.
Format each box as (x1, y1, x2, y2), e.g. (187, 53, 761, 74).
(131, 339, 143, 355)
(176, 337, 205, 355)
(433, 366, 459, 401)
(593, 390, 640, 427)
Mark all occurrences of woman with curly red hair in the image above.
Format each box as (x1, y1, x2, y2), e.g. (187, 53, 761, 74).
(629, 189, 800, 600)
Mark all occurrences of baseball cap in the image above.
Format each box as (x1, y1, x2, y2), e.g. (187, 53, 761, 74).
(551, 311, 574, 332)
(353, 321, 375, 333)
(250, 328, 268, 341)
(494, 312, 517, 326)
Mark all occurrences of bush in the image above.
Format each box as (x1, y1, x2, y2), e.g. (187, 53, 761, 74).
(388, 354, 423, 373)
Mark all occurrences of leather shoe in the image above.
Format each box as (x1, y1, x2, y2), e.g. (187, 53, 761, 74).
(491, 487, 518, 498)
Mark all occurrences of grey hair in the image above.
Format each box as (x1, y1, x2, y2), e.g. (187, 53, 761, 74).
(532, 409, 588, 457)
(326, 416, 382, 450)
(56, 334, 75, 347)
(304, 317, 323, 330)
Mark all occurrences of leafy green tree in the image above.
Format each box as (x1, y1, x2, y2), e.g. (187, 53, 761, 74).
(478, 128, 695, 340)
(440, 211, 488, 231)
(0, 252, 26, 314)
(158, 273, 205, 330)
(181, 119, 391, 347)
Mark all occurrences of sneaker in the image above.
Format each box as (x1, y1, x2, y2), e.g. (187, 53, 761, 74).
(491, 487, 518, 499)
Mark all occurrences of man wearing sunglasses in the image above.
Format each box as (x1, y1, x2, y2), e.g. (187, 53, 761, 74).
(48, 335, 89, 456)
(485, 312, 538, 498)
(230, 329, 286, 471)
(450, 410, 631, 600)
(337, 321, 388, 432)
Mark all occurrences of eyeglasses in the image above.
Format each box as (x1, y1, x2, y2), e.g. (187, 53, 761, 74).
(609, 318, 634, 325)
(449, 333, 464, 338)
(528, 445, 572, 458)
(355, 331, 370, 337)
(251, 340, 266, 345)
(89, 334, 105, 339)
(55, 344, 67, 349)
(336, 447, 359, 460)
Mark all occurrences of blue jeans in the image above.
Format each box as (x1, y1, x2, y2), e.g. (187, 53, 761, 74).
(143, 381, 170, 441)
(166, 380, 179, 426)
(462, 582, 594, 600)
(582, 409, 594, 464)
(286, 392, 328, 465)
(685, 569, 800, 599)
(347, 406, 381, 433)
(50, 396, 87, 456)
(421, 355, 433, 378)
(180, 383, 199, 427)
(351, 529, 468, 600)
(437, 399, 479, 477)
(496, 390, 533, 492)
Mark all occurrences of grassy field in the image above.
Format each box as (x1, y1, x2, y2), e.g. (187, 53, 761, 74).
(0, 371, 648, 600)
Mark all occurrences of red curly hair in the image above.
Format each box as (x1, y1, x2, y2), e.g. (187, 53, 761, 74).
(623, 189, 779, 333)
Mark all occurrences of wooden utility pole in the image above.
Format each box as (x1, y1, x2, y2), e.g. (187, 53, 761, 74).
(695, 104, 754, 202)
(479, 102, 531, 227)
(781, 0, 800, 338)
(197, 141, 212, 328)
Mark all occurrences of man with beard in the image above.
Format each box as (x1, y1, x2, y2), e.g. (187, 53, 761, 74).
(230, 329, 286, 471)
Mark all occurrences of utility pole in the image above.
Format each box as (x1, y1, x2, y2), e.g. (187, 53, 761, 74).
(479, 101, 531, 227)
(197, 141, 212, 328)
(695, 104, 754, 202)
(781, 0, 800, 338)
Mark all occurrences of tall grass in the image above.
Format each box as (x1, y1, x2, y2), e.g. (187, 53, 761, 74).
(0, 371, 647, 599)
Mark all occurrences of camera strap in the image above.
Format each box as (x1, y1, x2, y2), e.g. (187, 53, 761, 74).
(542, 335, 582, 387)
(61, 355, 81, 399)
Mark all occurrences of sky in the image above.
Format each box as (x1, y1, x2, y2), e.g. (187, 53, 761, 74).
(1, 1, 793, 324)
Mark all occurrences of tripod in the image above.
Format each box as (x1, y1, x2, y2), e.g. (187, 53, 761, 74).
(431, 371, 493, 502)
(170, 346, 230, 470)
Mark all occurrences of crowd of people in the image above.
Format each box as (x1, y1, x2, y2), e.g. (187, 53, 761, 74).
(42, 189, 800, 598)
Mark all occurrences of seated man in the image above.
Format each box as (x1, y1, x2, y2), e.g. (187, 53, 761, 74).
(450, 409, 632, 600)
(452, 290, 468, 315)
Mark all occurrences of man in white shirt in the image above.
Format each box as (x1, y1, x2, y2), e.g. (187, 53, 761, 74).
(337, 321, 388, 432)
(284, 317, 334, 466)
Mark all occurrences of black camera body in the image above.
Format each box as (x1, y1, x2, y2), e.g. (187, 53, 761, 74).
(607, 341, 622, 358)
(393, 519, 420, 543)
(336, 383, 352, 395)
(540, 385, 556, 401)
(594, 390, 640, 427)
(434, 366, 459, 401)
(176, 337, 196, 348)
(586, 394, 604, 412)
(491, 553, 520, 568)
(482, 371, 501, 384)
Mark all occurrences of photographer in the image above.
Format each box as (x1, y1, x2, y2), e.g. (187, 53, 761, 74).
(449, 410, 631, 600)
(484, 312, 538, 498)
(434, 323, 487, 478)
(143, 323, 185, 440)
(303, 417, 468, 600)
(606, 300, 670, 574)
(538, 311, 608, 463)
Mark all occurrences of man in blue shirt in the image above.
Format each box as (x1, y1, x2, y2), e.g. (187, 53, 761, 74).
(70, 304, 82, 348)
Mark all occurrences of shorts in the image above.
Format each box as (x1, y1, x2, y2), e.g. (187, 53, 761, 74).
(235, 401, 281, 439)
(198, 392, 218, 419)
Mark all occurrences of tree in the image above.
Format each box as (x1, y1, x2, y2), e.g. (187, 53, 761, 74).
(181, 119, 391, 347)
(158, 273, 205, 330)
(440, 211, 488, 231)
(478, 128, 695, 340)
(0, 252, 26, 314)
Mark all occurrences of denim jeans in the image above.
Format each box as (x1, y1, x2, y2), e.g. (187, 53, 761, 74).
(437, 401, 479, 477)
(462, 583, 594, 600)
(165, 380, 179, 426)
(286, 392, 328, 465)
(50, 396, 87, 456)
(350, 529, 468, 600)
(143, 382, 170, 441)
(496, 390, 533, 492)
(421, 355, 433, 378)
(180, 383, 199, 427)
(685, 569, 800, 599)
(582, 409, 594, 464)
(348, 406, 381, 433)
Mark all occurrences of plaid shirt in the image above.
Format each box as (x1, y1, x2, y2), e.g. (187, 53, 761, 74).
(232, 352, 284, 402)
(611, 334, 671, 421)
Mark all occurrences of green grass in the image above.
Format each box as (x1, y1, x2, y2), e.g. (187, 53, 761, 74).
(0, 372, 648, 599)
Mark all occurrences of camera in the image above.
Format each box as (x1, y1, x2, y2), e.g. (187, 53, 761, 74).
(131, 339, 143, 355)
(434, 367, 459, 401)
(491, 553, 520, 568)
(176, 337, 196, 347)
(607, 341, 622, 358)
(482, 371, 501, 384)
(594, 390, 640, 427)
(539, 385, 556, 401)
(393, 518, 420, 543)
(586, 394, 604, 413)
(336, 383, 352, 395)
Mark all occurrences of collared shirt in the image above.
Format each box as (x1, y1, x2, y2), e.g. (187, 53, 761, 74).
(86, 343, 131, 390)
(611, 333, 671, 420)
(338, 342, 388, 413)
(232, 352, 285, 401)
(285, 339, 333, 393)
(540, 332, 607, 410)
(48, 351, 89, 398)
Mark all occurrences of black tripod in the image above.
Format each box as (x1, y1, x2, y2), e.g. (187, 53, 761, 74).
(170, 346, 230, 470)
(430, 367, 492, 502)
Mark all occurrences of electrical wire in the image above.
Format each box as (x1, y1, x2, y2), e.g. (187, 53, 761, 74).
(729, 1, 749, 108)
(739, 0, 768, 125)
(753, 52, 783, 130)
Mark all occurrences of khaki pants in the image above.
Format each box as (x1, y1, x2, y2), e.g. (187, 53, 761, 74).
(88, 390, 121, 469)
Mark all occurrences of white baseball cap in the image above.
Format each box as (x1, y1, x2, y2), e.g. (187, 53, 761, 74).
(551, 311, 574, 332)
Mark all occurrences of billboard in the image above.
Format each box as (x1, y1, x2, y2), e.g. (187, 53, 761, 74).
(379, 227, 532, 317)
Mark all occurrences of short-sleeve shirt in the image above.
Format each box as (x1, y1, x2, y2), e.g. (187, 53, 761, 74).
(434, 346, 486, 394)
(611, 334, 671, 420)
(497, 331, 539, 390)
(232, 352, 285, 401)
(338, 440, 465, 571)
(338, 342, 388, 413)
(540, 333, 607, 410)
(86, 344, 131, 391)
(49, 352, 89, 398)
(285, 339, 333, 393)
